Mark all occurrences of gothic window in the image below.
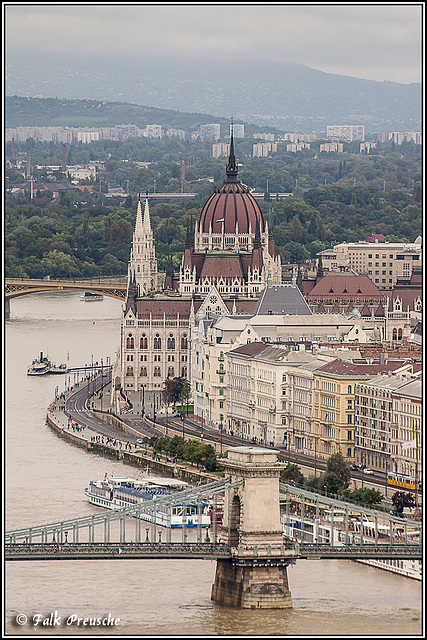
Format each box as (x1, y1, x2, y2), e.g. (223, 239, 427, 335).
(140, 334, 147, 349)
(154, 335, 161, 350)
(181, 334, 188, 350)
(181, 366, 187, 378)
(126, 334, 134, 349)
(167, 367, 175, 377)
(141, 367, 147, 377)
(393, 328, 398, 340)
(126, 366, 134, 377)
(209, 295, 218, 305)
(167, 334, 175, 350)
(398, 328, 403, 340)
(154, 367, 161, 377)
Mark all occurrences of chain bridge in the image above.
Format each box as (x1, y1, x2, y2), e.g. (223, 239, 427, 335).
(5, 447, 422, 609)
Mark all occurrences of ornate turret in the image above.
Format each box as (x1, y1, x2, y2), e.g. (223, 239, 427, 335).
(127, 193, 159, 296)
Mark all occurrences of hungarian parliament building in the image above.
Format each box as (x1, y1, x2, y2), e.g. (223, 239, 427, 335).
(117, 134, 282, 395)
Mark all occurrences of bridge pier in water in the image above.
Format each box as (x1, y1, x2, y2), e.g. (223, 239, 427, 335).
(211, 446, 294, 609)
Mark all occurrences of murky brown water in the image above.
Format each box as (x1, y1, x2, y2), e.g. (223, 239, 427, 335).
(5, 292, 423, 636)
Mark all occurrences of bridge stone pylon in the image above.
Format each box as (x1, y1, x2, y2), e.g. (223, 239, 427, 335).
(211, 446, 294, 609)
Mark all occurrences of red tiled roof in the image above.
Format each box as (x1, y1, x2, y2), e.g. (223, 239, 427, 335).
(317, 359, 411, 377)
(199, 255, 246, 280)
(135, 299, 202, 318)
(228, 342, 268, 356)
(307, 275, 383, 299)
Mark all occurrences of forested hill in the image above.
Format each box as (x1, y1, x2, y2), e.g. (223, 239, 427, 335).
(5, 96, 263, 134)
(6, 54, 422, 132)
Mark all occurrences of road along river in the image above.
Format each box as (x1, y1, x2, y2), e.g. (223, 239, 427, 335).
(5, 291, 422, 636)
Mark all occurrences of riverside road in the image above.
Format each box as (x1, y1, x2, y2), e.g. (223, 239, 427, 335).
(59, 371, 394, 497)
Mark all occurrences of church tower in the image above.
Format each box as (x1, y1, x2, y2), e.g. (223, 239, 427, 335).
(128, 193, 158, 296)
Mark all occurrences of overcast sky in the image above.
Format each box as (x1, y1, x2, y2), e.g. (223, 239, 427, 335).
(5, 4, 422, 84)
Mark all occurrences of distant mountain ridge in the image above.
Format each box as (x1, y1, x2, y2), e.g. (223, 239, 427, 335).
(6, 53, 421, 133)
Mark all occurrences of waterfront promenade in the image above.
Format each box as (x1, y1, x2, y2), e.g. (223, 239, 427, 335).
(46, 377, 217, 486)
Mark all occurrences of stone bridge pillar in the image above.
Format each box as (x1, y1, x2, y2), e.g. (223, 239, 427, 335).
(211, 446, 294, 609)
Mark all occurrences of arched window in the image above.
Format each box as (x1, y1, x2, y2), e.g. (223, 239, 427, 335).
(167, 334, 175, 350)
(181, 366, 187, 378)
(140, 367, 147, 377)
(140, 334, 147, 349)
(126, 334, 134, 349)
(347, 385, 352, 394)
(126, 366, 133, 377)
(167, 367, 175, 378)
(392, 328, 398, 341)
(398, 328, 403, 340)
(154, 335, 161, 350)
(181, 334, 188, 350)
(153, 367, 161, 377)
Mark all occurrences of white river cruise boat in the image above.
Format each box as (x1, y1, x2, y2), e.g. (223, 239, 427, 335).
(282, 512, 421, 581)
(85, 475, 211, 528)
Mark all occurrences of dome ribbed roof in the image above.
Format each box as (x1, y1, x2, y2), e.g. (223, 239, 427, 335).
(199, 133, 265, 235)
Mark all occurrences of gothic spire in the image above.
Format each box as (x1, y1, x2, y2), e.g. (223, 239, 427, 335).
(226, 119, 238, 180)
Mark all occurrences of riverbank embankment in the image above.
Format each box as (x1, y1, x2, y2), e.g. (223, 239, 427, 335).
(46, 393, 217, 486)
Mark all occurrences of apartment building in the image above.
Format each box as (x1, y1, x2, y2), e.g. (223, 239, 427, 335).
(354, 374, 421, 480)
(317, 238, 422, 288)
(286, 143, 311, 152)
(319, 143, 343, 153)
(391, 378, 422, 484)
(312, 359, 413, 462)
(326, 125, 365, 142)
(253, 142, 278, 157)
(211, 143, 230, 159)
(226, 343, 326, 449)
(200, 123, 221, 141)
(230, 123, 244, 138)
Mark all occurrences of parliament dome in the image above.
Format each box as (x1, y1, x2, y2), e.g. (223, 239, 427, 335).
(198, 136, 265, 236)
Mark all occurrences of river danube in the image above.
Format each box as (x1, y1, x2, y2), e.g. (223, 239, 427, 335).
(5, 292, 422, 636)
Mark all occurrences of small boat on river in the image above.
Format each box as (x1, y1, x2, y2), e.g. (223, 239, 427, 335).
(85, 474, 211, 528)
(27, 352, 68, 376)
(80, 291, 104, 301)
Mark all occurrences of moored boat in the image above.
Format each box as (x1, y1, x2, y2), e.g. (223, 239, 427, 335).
(27, 352, 68, 375)
(85, 475, 211, 528)
(281, 512, 421, 580)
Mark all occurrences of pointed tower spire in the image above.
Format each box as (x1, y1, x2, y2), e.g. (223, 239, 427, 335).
(143, 191, 152, 230)
(226, 118, 238, 181)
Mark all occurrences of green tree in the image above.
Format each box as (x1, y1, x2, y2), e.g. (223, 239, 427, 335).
(280, 463, 305, 486)
(321, 452, 351, 495)
(391, 491, 415, 515)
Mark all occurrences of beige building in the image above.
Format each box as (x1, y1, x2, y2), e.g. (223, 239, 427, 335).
(354, 374, 422, 483)
(390, 378, 422, 486)
(317, 238, 422, 289)
(312, 359, 413, 462)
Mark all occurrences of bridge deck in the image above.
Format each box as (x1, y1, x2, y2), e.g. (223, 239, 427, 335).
(5, 541, 422, 562)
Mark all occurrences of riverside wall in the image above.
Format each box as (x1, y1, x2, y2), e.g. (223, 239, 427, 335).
(46, 406, 216, 486)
